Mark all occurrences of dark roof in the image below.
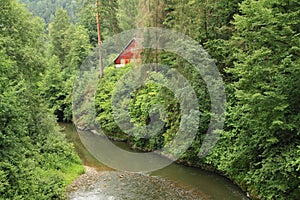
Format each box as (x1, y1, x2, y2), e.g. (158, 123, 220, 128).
(113, 38, 136, 62)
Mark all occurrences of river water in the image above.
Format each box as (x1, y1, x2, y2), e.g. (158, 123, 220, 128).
(62, 124, 249, 200)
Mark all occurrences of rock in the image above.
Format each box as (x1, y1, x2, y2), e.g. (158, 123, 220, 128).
(90, 129, 99, 135)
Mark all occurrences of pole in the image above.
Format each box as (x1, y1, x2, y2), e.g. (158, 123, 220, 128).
(96, 0, 103, 78)
(155, 0, 158, 72)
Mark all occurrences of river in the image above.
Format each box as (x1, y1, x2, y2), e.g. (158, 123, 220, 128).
(61, 123, 250, 200)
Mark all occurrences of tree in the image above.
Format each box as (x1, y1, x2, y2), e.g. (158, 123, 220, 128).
(44, 8, 91, 121)
(212, 0, 300, 198)
(20, 0, 78, 24)
(135, 0, 165, 28)
(78, 0, 120, 45)
(117, 0, 139, 31)
(49, 8, 72, 65)
(0, 1, 83, 199)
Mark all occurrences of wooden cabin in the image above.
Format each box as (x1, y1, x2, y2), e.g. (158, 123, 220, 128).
(114, 38, 141, 68)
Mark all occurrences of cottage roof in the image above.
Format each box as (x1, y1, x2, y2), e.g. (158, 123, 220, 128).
(113, 38, 139, 63)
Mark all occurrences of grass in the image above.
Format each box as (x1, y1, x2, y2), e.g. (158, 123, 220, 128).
(61, 162, 85, 185)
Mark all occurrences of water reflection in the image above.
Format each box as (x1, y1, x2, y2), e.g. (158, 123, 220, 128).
(62, 124, 249, 200)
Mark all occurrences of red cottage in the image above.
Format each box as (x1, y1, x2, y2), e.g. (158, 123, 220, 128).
(114, 38, 141, 68)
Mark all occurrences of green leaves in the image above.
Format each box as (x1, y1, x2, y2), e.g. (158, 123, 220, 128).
(0, 0, 45, 80)
(117, 0, 139, 30)
(0, 1, 83, 199)
(95, 65, 132, 140)
(211, 0, 300, 198)
(20, 0, 78, 24)
(9, 0, 299, 198)
(42, 8, 92, 121)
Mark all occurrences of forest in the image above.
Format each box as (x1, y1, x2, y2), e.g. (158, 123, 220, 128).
(1, 0, 299, 199)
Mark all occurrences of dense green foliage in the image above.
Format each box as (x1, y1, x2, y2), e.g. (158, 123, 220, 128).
(206, 1, 300, 199)
(117, 0, 139, 30)
(16, 0, 300, 199)
(0, 1, 83, 199)
(20, 0, 77, 24)
(77, 0, 120, 45)
(95, 65, 132, 140)
(39, 8, 91, 122)
(93, 0, 300, 199)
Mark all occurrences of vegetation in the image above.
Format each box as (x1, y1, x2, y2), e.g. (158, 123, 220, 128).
(20, 0, 78, 24)
(40, 8, 91, 121)
(2, 0, 299, 199)
(93, 0, 300, 199)
(206, 1, 300, 198)
(0, 1, 84, 199)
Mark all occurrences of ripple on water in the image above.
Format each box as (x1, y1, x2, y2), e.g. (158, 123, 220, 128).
(68, 170, 208, 200)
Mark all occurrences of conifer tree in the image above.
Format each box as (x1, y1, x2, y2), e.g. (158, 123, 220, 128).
(221, 0, 300, 198)
(117, 0, 139, 31)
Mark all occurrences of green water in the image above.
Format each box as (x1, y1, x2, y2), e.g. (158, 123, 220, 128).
(62, 123, 249, 200)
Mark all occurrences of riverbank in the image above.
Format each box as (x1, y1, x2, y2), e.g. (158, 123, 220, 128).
(62, 123, 250, 199)
(67, 166, 210, 200)
(67, 166, 101, 192)
(81, 128, 251, 199)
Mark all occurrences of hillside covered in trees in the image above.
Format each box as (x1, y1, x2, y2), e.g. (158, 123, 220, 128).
(1, 0, 300, 199)
(20, 0, 78, 24)
(0, 1, 84, 199)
